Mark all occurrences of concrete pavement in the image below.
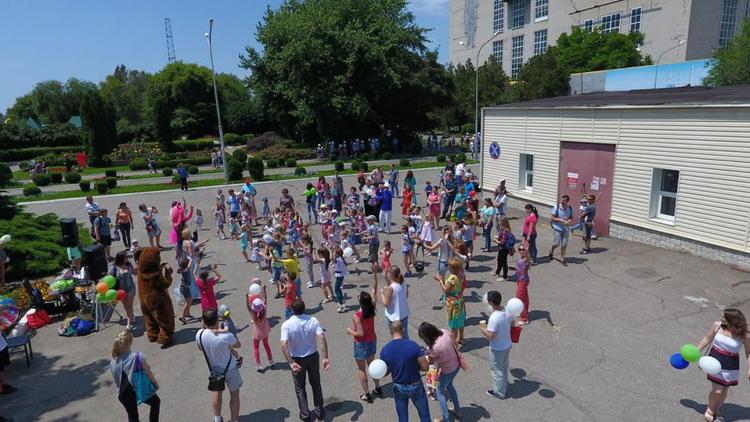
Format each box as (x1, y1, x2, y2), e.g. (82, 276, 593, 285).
(5, 166, 750, 421)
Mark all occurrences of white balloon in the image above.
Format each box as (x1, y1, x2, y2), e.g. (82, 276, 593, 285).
(262, 234, 273, 244)
(506, 298, 524, 316)
(248, 283, 262, 296)
(343, 247, 354, 257)
(698, 356, 722, 375)
(368, 359, 388, 379)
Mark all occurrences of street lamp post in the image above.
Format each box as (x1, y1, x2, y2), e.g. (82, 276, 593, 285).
(205, 18, 228, 182)
(653, 40, 686, 89)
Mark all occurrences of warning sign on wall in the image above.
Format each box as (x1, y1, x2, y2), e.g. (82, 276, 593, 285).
(567, 172, 579, 190)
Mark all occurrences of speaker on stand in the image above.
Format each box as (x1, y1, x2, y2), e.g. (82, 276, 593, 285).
(60, 218, 79, 248)
(82, 244, 108, 281)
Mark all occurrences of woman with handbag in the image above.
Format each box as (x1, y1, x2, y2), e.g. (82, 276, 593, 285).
(434, 258, 467, 346)
(112, 251, 137, 331)
(418, 322, 464, 422)
(110, 330, 160, 422)
(139, 204, 162, 249)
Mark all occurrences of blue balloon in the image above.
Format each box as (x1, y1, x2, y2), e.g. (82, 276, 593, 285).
(670, 352, 689, 370)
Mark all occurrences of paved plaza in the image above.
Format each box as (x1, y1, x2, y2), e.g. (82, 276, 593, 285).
(4, 166, 750, 421)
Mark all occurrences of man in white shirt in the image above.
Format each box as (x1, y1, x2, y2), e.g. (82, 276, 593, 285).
(196, 309, 242, 422)
(480, 290, 516, 399)
(281, 299, 330, 421)
(84, 196, 101, 237)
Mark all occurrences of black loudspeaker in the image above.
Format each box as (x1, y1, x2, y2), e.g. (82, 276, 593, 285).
(82, 244, 108, 280)
(60, 218, 79, 247)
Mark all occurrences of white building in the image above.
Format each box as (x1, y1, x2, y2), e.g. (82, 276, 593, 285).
(481, 85, 750, 268)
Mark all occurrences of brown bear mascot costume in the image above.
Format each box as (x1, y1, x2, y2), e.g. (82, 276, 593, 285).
(134, 247, 175, 347)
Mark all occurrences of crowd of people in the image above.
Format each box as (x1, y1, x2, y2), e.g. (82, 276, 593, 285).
(68, 159, 749, 422)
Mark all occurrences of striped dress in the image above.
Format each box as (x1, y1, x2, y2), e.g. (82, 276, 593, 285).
(707, 329, 742, 386)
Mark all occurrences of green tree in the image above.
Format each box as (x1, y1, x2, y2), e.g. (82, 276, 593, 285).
(552, 27, 650, 74)
(6, 79, 97, 125)
(240, 0, 451, 142)
(439, 57, 508, 131)
(509, 51, 570, 102)
(100, 65, 152, 140)
(80, 91, 117, 165)
(705, 21, 750, 86)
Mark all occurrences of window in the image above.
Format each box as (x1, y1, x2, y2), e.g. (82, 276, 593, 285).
(630, 7, 642, 33)
(535, 0, 548, 21)
(493, 0, 505, 33)
(492, 40, 503, 67)
(650, 169, 680, 221)
(519, 154, 534, 191)
(512, 0, 526, 29)
(511, 35, 524, 78)
(601, 13, 621, 34)
(533, 30, 548, 55)
(719, 0, 739, 47)
(583, 19, 594, 32)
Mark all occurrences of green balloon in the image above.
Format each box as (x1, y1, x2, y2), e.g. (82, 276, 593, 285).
(102, 275, 117, 289)
(105, 289, 117, 302)
(680, 344, 701, 363)
(96, 292, 107, 302)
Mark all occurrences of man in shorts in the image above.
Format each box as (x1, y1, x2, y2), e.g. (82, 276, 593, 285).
(196, 309, 242, 422)
(579, 195, 597, 255)
(549, 195, 574, 266)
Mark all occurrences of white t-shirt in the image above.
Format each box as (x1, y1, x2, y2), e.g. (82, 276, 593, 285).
(487, 310, 513, 351)
(455, 163, 465, 177)
(280, 315, 324, 358)
(385, 282, 410, 321)
(85, 201, 101, 216)
(494, 194, 508, 215)
(196, 328, 237, 367)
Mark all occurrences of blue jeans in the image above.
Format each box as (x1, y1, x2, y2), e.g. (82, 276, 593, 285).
(393, 382, 431, 422)
(437, 367, 461, 421)
(306, 203, 316, 224)
(489, 347, 510, 398)
(525, 233, 538, 261)
(294, 277, 302, 298)
(391, 181, 400, 197)
(482, 221, 493, 250)
(306, 260, 315, 285)
(334, 276, 344, 305)
(385, 316, 409, 339)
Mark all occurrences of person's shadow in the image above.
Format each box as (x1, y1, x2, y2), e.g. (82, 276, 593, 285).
(680, 398, 750, 421)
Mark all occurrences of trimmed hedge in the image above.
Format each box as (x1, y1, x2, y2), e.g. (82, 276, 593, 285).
(360, 153, 371, 161)
(247, 157, 264, 181)
(187, 165, 199, 175)
(105, 169, 117, 178)
(351, 161, 369, 172)
(64, 172, 81, 184)
(105, 177, 117, 189)
(436, 154, 446, 163)
(94, 181, 108, 194)
(0, 163, 12, 186)
(382, 151, 392, 160)
(231, 149, 247, 163)
(0, 146, 79, 162)
(227, 159, 244, 181)
(266, 159, 279, 169)
(334, 161, 344, 172)
(22, 184, 42, 196)
(50, 173, 63, 184)
(286, 158, 297, 168)
(453, 153, 466, 164)
(129, 158, 148, 170)
(154, 157, 211, 169)
(399, 159, 410, 167)
(294, 166, 307, 176)
(162, 168, 173, 176)
(79, 181, 91, 192)
(32, 174, 52, 187)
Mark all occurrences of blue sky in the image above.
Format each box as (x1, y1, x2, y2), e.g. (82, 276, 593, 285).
(0, 0, 450, 113)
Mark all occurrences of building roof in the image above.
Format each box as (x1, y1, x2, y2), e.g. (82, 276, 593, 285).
(490, 85, 750, 109)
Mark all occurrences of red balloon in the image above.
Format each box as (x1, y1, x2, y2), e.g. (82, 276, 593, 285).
(469, 190, 476, 197)
(116, 290, 127, 301)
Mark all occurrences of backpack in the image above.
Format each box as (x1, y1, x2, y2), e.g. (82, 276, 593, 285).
(505, 232, 516, 249)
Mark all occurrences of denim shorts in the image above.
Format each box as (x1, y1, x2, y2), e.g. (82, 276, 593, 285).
(353, 340, 376, 360)
(272, 267, 282, 282)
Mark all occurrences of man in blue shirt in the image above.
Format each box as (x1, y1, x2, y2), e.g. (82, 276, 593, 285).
(376, 183, 393, 234)
(549, 195, 574, 266)
(380, 321, 430, 422)
(227, 189, 241, 219)
(441, 172, 458, 220)
(177, 164, 189, 191)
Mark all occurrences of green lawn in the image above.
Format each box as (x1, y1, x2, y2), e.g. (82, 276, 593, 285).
(15, 160, 476, 203)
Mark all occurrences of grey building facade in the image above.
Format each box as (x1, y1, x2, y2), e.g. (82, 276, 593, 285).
(450, 0, 750, 78)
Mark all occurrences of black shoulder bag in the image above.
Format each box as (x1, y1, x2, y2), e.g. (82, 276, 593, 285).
(199, 330, 231, 391)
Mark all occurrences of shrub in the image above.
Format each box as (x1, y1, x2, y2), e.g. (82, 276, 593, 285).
(461, 123, 475, 134)
(223, 133, 245, 146)
(107, 143, 167, 162)
(105, 169, 117, 178)
(173, 139, 215, 151)
(334, 161, 344, 172)
(0, 163, 12, 186)
(232, 149, 247, 163)
(350, 161, 360, 171)
(187, 165, 199, 175)
(294, 166, 307, 176)
(50, 173, 63, 184)
(64, 172, 81, 183)
(22, 184, 41, 196)
(246, 131, 286, 152)
(351, 161, 369, 172)
(227, 159, 244, 181)
(106, 177, 117, 189)
(436, 154, 446, 163)
(79, 181, 91, 192)
(162, 168, 173, 177)
(171, 175, 181, 185)
(399, 159, 410, 167)
(382, 151, 392, 160)
(0, 146, 79, 162)
(128, 158, 148, 171)
(94, 181, 108, 194)
(247, 157, 264, 181)
(360, 153, 371, 161)
(32, 174, 52, 186)
(286, 158, 297, 168)
(454, 153, 466, 164)
(255, 144, 316, 161)
(266, 159, 279, 169)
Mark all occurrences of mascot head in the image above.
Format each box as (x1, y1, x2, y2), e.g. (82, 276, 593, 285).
(135, 246, 162, 274)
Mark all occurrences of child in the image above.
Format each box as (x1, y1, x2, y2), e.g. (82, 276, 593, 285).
(423, 181, 433, 208)
(262, 196, 271, 221)
(214, 203, 227, 240)
(195, 209, 204, 230)
(313, 247, 334, 303)
(333, 248, 348, 313)
(240, 225, 251, 262)
(177, 258, 194, 324)
(247, 284, 274, 372)
(218, 304, 243, 368)
(347, 187, 360, 210)
(515, 245, 531, 325)
(340, 229, 362, 264)
(462, 214, 476, 267)
(195, 264, 222, 313)
(229, 217, 240, 240)
(129, 239, 142, 259)
(302, 235, 318, 288)
(282, 273, 298, 319)
(400, 225, 415, 277)
(275, 247, 302, 298)
(380, 240, 393, 276)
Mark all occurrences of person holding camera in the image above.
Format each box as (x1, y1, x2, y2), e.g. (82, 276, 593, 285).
(196, 309, 242, 422)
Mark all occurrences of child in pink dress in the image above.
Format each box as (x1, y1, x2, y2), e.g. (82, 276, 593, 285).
(247, 283, 274, 371)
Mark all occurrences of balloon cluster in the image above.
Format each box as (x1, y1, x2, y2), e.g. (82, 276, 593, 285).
(669, 344, 721, 375)
(95, 275, 126, 303)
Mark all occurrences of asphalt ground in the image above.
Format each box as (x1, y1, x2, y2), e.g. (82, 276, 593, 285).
(4, 166, 750, 422)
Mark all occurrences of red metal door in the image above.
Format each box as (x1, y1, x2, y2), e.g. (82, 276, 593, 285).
(558, 142, 615, 235)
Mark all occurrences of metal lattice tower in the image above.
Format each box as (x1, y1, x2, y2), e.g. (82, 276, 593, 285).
(164, 18, 176, 63)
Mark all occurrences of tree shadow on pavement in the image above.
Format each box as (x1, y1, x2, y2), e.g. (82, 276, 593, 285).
(323, 397, 365, 421)
(460, 336, 486, 353)
(680, 398, 750, 421)
(239, 407, 291, 422)
(4, 353, 109, 421)
(459, 403, 492, 422)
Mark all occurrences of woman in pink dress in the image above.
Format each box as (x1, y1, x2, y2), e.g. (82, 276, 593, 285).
(427, 186, 441, 229)
(169, 200, 193, 245)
